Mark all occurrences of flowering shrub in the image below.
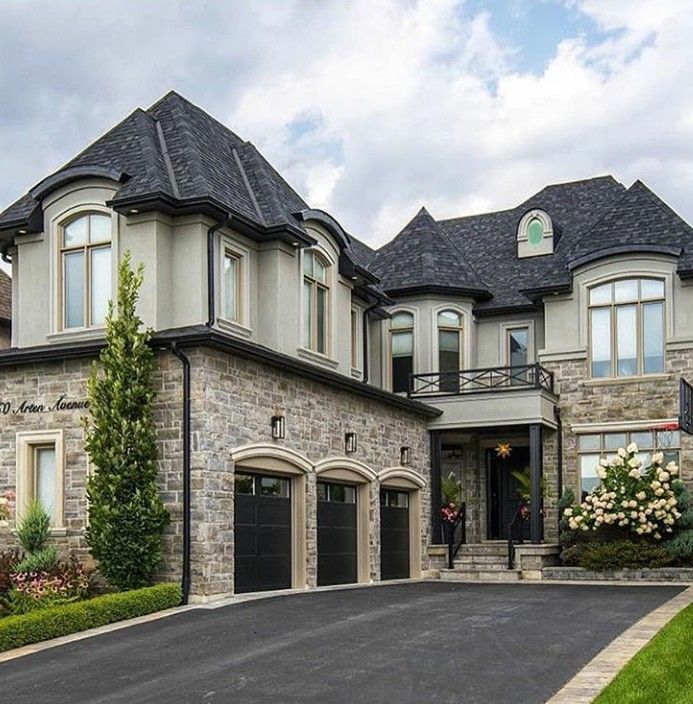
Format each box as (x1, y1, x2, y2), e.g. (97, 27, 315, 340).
(564, 444, 681, 540)
(0, 490, 15, 528)
(441, 503, 460, 523)
(2, 557, 92, 615)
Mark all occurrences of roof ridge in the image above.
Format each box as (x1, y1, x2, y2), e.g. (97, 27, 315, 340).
(155, 119, 180, 199)
(436, 214, 490, 290)
(436, 206, 516, 225)
(130, 110, 171, 195)
(233, 147, 265, 225)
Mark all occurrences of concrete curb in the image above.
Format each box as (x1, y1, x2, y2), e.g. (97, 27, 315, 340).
(0, 604, 197, 664)
(545, 585, 693, 703)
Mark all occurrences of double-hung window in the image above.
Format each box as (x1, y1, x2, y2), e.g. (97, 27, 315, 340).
(437, 310, 462, 392)
(589, 278, 665, 378)
(60, 213, 112, 329)
(390, 312, 414, 393)
(303, 251, 329, 354)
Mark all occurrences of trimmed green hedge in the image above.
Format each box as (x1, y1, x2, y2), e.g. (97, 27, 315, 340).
(0, 582, 181, 653)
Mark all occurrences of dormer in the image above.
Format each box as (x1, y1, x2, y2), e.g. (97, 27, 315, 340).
(517, 209, 554, 258)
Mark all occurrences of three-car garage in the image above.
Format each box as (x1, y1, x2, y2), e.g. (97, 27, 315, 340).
(231, 452, 424, 596)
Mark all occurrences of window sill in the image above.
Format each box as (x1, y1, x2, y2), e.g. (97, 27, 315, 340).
(47, 327, 106, 344)
(10, 526, 68, 537)
(216, 317, 252, 339)
(297, 347, 340, 370)
(582, 373, 672, 388)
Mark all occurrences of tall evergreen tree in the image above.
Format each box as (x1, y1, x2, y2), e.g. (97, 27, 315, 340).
(83, 252, 169, 590)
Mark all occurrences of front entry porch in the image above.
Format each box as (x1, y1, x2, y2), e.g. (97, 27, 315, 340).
(431, 423, 555, 548)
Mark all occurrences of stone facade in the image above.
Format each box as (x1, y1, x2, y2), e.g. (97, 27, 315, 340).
(547, 349, 693, 501)
(0, 346, 432, 599)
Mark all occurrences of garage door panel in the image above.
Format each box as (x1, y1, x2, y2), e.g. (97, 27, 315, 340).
(317, 482, 358, 587)
(256, 526, 292, 554)
(380, 489, 411, 581)
(234, 472, 292, 594)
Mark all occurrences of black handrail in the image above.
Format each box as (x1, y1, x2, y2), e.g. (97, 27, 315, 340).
(506, 503, 526, 570)
(409, 362, 554, 399)
(443, 502, 467, 569)
(680, 377, 693, 435)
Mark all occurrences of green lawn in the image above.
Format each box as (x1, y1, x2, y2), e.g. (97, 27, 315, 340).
(594, 602, 693, 704)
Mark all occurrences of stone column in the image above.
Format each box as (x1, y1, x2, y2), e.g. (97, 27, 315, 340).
(529, 423, 543, 544)
(430, 430, 442, 543)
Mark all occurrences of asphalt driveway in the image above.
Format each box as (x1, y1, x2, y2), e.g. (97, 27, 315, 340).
(1, 582, 681, 704)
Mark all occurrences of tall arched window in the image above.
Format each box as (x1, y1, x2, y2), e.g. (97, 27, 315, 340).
(60, 213, 112, 329)
(438, 310, 462, 392)
(303, 250, 330, 354)
(390, 312, 414, 393)
(589, 278, 665, 378)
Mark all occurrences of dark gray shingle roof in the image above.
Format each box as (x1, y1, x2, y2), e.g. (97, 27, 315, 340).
(371, 207, 490, 298)
(436, 176, 629, 311)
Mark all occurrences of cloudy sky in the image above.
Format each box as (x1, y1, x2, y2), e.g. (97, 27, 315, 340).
(1, 0, 692, 248)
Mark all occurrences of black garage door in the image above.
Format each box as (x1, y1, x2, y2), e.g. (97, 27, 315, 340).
(234, 472, 291, 594)
(380, 489, 410, 580)
(317, 481, 358, 586)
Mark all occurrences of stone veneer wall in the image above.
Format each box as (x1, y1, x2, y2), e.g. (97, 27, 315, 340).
(546, 348, 693, 503)
(187, 347, 431, 598)
(0, 348, 432, 599)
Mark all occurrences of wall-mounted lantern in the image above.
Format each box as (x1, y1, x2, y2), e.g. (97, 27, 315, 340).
(345, 432, 358, 454)
(271, 415, 286, 440)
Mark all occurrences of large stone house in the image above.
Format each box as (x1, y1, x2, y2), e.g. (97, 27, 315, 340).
(0, 92, 691, 599)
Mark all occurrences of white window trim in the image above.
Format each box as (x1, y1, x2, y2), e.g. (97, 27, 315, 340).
(350, 305, 363, 377)
(383, 305, 418, 393)
(49, 203, 118, 341)
(586, 275, 667, 380)
(576, 260, 675, 351)
(431, 304, 471, 374)
(218, 235, 251, 336)
(299, 246, 335, 358)
(500, 320, 536, 367)
(15, 429, 66, 533)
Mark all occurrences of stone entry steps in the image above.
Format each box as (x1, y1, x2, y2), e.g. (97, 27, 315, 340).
(439, 542, 522, 582)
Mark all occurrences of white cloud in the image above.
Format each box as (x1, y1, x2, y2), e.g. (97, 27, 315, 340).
(1, 0, 692, 250)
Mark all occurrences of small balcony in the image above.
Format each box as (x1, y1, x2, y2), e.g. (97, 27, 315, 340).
(409, 363, 558, 430)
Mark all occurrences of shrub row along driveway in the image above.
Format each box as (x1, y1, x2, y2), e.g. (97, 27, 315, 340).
(1, 582, 682, 704)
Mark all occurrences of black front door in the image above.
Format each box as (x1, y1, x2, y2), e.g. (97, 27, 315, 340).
(234, 472, 292, 594)
(486, 447, 530, 540)
(380, 489, 410, 580)
(317, 481, 358, 586)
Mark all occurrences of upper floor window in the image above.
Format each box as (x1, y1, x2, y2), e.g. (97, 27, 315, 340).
(589, 278, 665, 379)
(517, 209, 554, 258)
(438, 310, 462, 392)
(506, 326, 530, 386)
(60, 213, 111, 329)
(391, 311, 414, 393)
(303, 250, 329, 354)
(222, 248, 241, 322)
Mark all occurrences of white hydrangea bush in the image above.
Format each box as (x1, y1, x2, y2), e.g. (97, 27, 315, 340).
(564, 443, 681, 540)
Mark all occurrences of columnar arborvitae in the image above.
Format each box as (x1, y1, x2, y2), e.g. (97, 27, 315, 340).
(83, 252, 169, 590)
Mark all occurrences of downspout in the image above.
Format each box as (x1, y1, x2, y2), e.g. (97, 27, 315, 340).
(169, 342, 192, 605)
(361, 302, 379, 383)
(206, 216, 231, 328)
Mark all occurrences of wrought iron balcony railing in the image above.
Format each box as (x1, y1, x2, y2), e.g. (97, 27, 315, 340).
(408, 362, 555, 399)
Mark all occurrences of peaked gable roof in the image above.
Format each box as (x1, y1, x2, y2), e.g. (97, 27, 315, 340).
(436, 176, 628, 312)
(371, 207, 489, 298)
(0, 91, 310, 238)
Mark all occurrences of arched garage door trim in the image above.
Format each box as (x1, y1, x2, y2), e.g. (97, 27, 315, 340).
(231, 443, 310, 591)
(379, 467, 424, 579)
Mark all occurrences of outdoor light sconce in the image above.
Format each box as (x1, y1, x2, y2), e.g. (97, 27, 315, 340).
(271, 415, 286, 440)
(400, 446, 411, 466)
(345, 432, 357, 454)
